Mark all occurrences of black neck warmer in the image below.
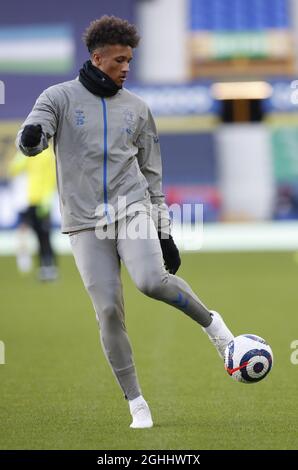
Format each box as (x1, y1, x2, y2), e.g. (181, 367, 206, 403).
(79, 60, 121, 98)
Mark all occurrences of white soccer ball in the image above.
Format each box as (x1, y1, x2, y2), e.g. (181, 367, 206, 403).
(224, 334, 273, 383)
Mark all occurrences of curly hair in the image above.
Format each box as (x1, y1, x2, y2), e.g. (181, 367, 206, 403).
(83, 15, 140, 53)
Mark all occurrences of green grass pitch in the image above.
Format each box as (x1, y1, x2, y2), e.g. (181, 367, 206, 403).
(1, 251, 297, 450)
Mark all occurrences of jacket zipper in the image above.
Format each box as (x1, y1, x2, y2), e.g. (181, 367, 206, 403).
(100, 97, 111, 223)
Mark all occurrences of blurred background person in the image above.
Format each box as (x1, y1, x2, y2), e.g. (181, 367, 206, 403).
(8, 146, 58, 281)
(8, 160, 31, 273)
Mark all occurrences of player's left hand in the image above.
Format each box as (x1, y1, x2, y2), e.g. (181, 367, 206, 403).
(158, 232, 181, 274)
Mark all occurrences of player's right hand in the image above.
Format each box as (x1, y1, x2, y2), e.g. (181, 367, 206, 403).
(21, 124, 42, 147)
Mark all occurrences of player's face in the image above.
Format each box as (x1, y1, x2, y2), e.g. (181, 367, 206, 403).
(92, 44, 133, 87)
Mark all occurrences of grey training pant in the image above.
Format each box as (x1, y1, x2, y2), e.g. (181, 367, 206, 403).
(69, 212, 211, 400)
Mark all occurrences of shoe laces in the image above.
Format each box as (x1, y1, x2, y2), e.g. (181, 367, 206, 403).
(133, 402, 147, 413)
(212, 335, 226, 343)
(131, 403, 150, 419)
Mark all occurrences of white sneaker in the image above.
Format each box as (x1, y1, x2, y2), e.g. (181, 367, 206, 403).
(17, 253, 32, 273)
(129, 396, 153, 429)
(203, 311, 234, 359)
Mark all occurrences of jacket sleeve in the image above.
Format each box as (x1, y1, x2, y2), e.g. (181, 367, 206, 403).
(136, 107, 171, 235)
(16, 89, 59, 157)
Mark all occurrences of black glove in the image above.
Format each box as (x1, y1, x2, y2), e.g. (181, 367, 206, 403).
(21, 124, 42, 147)
(158, 232, 181, 275)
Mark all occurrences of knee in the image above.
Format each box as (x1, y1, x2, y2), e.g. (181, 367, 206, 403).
(85, 282, 122, 329)
(95, 301, 124, 338)
(136, 271, 167, 298)
(99, 303, 120, 328)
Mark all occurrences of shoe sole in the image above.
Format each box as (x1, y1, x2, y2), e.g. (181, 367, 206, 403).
(130, 422, 153, 429)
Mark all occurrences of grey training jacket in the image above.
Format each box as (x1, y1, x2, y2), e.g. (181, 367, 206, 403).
(16, 79, 170, 233)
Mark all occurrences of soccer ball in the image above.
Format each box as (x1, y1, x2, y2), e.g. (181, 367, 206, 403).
(224, 334, 273, 383)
